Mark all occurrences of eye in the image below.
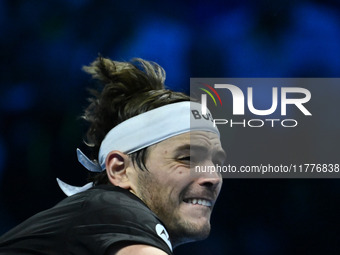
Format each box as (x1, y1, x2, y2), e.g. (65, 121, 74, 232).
(178, 156, 190, 161)
(177, 156, 193, 166)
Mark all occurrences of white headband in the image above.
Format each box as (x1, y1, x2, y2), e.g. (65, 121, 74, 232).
(77, 101, 219, 172)
(58, 101, 219, 196)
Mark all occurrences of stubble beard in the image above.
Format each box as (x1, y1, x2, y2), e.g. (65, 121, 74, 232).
(135, 171, 211, 247)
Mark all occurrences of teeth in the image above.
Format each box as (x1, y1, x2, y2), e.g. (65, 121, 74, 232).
(185, 198, 212, 207)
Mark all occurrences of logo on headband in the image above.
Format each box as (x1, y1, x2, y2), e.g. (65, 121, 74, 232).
(191, 109, 214, 122)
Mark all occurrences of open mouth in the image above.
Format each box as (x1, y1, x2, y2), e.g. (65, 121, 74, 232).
(183, 198, 213, 207)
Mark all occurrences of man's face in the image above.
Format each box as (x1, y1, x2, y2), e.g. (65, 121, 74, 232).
(132, 131, 224, 246)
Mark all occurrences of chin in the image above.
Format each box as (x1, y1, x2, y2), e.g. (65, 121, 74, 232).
(169, 219, 211, 247)
(187, 216, 211, 237)
(191, 223, 211, 240)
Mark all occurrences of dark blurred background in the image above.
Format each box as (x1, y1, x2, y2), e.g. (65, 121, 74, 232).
(0, 0, 340, 254)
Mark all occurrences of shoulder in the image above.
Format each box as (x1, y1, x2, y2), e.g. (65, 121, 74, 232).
(67, 185, 173, 255)
(78, 185, 157, 221)
(106, 244, 169, 255)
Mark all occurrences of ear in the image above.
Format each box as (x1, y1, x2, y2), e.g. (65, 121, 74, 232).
(105, 151, 131, 189)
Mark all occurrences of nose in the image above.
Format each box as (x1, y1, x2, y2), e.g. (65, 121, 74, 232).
(196, 167, 222, 189)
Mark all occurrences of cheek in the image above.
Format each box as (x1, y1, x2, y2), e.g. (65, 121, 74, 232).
(146, 159, 191, 197)
(152, 172, 188, 200)
(149, 160, 188, 180)
(156, 167, 189, 187)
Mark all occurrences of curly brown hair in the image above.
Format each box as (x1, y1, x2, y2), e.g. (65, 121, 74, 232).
(82, 56, 191, 185)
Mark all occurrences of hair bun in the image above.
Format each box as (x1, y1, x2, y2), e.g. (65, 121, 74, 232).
(82, 56, 166, 98)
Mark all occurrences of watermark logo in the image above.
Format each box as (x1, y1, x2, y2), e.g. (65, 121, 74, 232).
(201, 84, 311, 116)
(194, 81, 312, 128)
